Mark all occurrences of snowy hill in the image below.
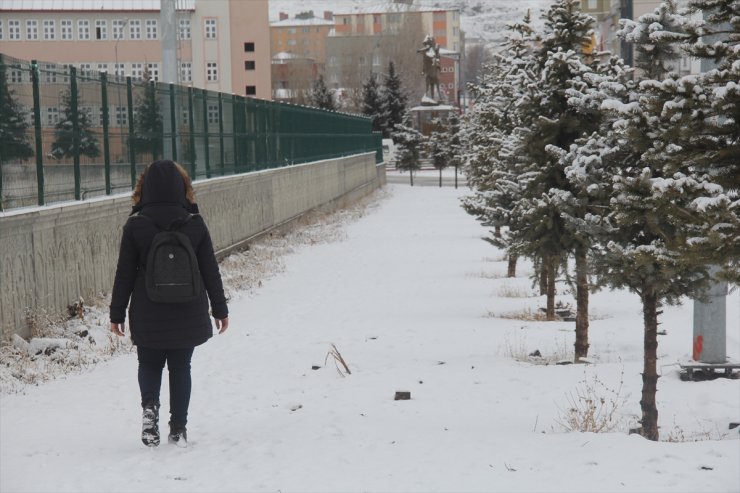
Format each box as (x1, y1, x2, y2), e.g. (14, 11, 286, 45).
(269, 0, 554, 47)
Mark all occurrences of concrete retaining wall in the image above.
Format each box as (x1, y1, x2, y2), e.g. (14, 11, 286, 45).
(0, 153, 384, 342)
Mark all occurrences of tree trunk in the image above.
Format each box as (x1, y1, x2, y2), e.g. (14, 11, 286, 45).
(539, 265, 548, 295)
(454, 165, 458, 189)
(439, 168, 442, 187)
(507, 254, 517, 278)
(410, 169, 414, 186)
(574, 246, 590, 361)
(546, 258, 555, 321)
(639, 289, 660, 441)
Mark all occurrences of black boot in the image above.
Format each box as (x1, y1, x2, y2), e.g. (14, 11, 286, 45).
(168, 422, 188, 448)
(141, 401, 160, 447)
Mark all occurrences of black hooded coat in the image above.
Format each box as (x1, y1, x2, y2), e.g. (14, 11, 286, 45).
(110, 160, 228, 349)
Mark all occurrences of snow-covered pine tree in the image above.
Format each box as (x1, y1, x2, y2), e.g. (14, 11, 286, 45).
(428, 118, 448, 187)
(361, 74, 388, 135)
(308, 75, 337, 111)
(580, 0, 733, 441)
(460, 13, 537, 278)
(393, 113, 424, 186)
(652, 0, 740, 281)
(505, 0, 599, 326)
(0, 57, 34, 165)
(382, 61, 407, 138)
(50, 86, 100, 160)
(131, 70, 164, 160)
(446, 111, 463, 189)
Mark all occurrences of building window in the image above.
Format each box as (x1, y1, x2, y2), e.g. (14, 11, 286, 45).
(288, 27, 296, 34)
(179, 62, 192, 82)
(245, 85, 256, 96)
(78, 19, 90, 40)
(114, 63, 125, 79)
(9, 20, 21, 40)
(588, 0, 598, 8)
(10, 69, 23, 83)
(287, 39, 296, 46)
(43, 20, 55, 40)
(181, 108, 189, 125)
(206, 62, 218, 81)
(79, 63, 93, 78)
(244, 60, 255, 70)
(131, 63, 144, 79)
(147, 63, 159, 81)
(302, 26, 309, 33)
(205, 19, 217, 39)
(129, 19, 141, 39)
(244, 42, 255, 52)
(178, 19, 191, 39)
(207, 104, 219, 124)
(112, 19, 125, 39)
(374, 14, 381, 24)
(43, 64, 57, 83)
(61, 19, 73, 40)
(46, 107, 60, 126)
(328, 56, 337, 66)
(97, 63, 108, 73)
(98, 107, 108, 127)
(115, 106, 128, 126)
(26, 20, 38, 40)
(96, 20, 107, 40)
(146, 19, 158, 39)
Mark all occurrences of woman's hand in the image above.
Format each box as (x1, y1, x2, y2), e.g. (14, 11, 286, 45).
(110, 322, 125, 336)
(215, 317, 229, 334)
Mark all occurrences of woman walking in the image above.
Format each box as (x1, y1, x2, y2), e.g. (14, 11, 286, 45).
(110, 160, 229, 448)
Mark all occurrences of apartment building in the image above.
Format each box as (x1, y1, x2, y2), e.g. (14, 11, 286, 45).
(0, 0, 271, 98)
(270, 11, 334, 64)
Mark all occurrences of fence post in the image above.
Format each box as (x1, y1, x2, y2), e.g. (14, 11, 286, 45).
(169, 83, 177, 161)
(126, 76, 137, 188)
(69, 66, 82, 200)
(232, 95, 240, 173)
(187, 86, 196, 178)
(101, 71, 112, 195)
(218, 92, 225, 176)
(31, 60, 45, 206)
(202, 89, 211, 178)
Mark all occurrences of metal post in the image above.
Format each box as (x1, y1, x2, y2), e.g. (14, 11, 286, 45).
(69, 66, 81, 200)
(693, 266, 728, 363)
(187, 86, 196, 178)
(218, 92, 225, 176)
(101, 71, 112, 195)
(31, 60, 45, 206)
(202, 89, 210, 178)
(169, 83, 177, 161)
(232, 95, 240, 173)
(126, 76, 137, 188)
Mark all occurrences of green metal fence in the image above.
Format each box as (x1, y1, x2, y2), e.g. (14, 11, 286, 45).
(0, 54, 383, 212)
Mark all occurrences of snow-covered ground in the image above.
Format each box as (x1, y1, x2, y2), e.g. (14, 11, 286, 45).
(1, 182, 739, 492)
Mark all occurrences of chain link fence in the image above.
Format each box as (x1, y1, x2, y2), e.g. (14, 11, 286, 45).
(0, 54, 382, 211)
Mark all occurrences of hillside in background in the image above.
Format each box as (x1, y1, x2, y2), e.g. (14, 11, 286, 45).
(269, 0, 553, 48)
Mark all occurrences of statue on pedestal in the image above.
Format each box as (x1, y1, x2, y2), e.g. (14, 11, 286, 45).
(417, 35, 441, 104)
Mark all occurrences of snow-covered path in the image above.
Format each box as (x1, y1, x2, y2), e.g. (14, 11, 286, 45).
(1, 184, 738, 493)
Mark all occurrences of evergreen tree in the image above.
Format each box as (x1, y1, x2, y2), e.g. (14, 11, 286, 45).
(506, 0, 599, 329)
(0, 58, 34, 164)
(308, 75, 336, 111)
(50, 87, 100, 160)
(131, 70, 163, 159)
(382, 61, 407, 138)
(361, 74, 387, 134)
(393, 113, 423, 186)
(428, 119, 448, 188)
(445, 111, 463, 189)
(572, 0, 735, 441)
(460, 13, 537, 279)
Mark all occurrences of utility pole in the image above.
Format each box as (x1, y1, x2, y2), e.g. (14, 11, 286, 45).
(161, 0, 178, 159)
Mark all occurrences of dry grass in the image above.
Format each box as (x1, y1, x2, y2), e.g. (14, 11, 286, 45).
(496, 284, 536, 298)
(487, 307, 549, 321)
(555, 367, 626, 433)
(467, 270, 507, 279)
(499, 332, 572, 365)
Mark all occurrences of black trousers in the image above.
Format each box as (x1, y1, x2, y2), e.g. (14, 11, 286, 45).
(137, 346, 195, 427)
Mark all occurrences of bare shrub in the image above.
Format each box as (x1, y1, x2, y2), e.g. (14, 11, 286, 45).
(467, 270, 506, 279)
(496, 283, 536, 298)
(555, 367, 626, 433)
(500, 332, 572, 365)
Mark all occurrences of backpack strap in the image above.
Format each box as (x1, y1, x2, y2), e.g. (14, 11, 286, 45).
(133, 213, 199, 231)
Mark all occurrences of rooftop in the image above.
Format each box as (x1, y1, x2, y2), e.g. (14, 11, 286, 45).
(270, 17, 334, 27)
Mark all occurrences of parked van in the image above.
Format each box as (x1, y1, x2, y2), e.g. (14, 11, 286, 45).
(382, 138, 396, 167)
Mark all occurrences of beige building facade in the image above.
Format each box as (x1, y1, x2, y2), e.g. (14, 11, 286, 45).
(0, 0, 271, 98)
